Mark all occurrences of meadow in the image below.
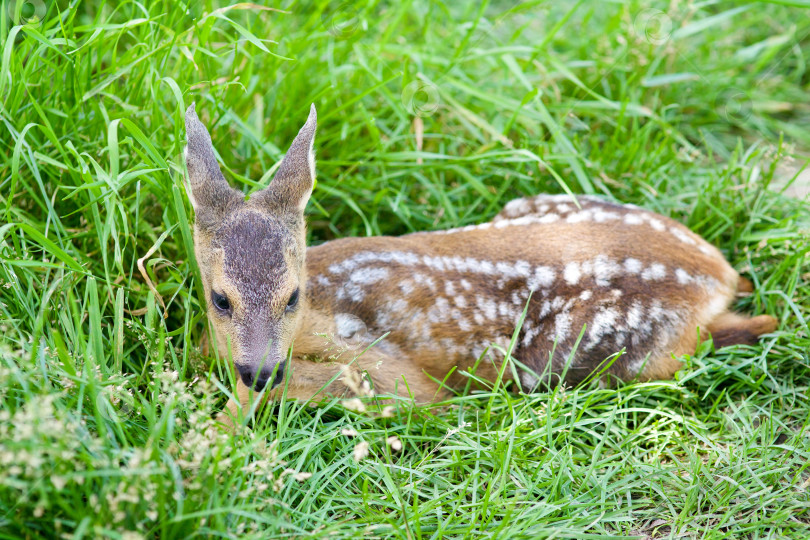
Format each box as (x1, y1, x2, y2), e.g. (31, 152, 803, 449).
(1, 0, 809, 538)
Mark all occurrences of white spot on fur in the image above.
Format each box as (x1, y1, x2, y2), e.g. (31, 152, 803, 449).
(675, 268, 692, 284)
(389, 298, 408, 312)
(476, 297, 497, 320)
(671, 228, 696, 245)
(593, 210, 620, 223)
(624, 258, 642, 274)
(514, 260, 531, 277)
(552, 312, 571, 342)
(593, 254, 619, 287)
(427, 297, 451, 323)
(498, 301, 516, 319)
(566, 210, 593, 224)
(350, 267, 389, 288)
(460, 278, 472, 291)
(587, 307, 619, 349)
(496, 262, 513, 277)
(624, 213, 643, 225)
(392, 252, 420, 266)
(528, 266, 556, 291)
(335, 313, 366, 340)
(440, 338, 456, 354)
(399, 280, 415, 295)
(522, 326, 541, 347)
(564, 262, 581, 285)
(648, 300, 665, 323)
(328, 260, 353, 274)
(342, 283, 365, 302)
(444, 256, 462, 272)
(626, 301, 643, 330)
(580, 290, 592, 301)
(483, 299, 498, 320)
(418, 319, 432, 342)
(423, 255, 446, 272)
(641, 263, 666, 281)
(647, 217, 665, 231)
(504, 198, 531, 216)
(539, 214, 560, 224)
(413, 272, 437, 292)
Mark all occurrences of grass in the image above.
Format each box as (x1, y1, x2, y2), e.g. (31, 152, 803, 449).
(1, 0, 809, 538)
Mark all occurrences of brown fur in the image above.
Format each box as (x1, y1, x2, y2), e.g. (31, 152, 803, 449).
(737, 276, 754, 293)
(184, 105, 777, 427)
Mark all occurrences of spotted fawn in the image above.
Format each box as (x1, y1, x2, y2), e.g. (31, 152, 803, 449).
(184, 103, 777, 423)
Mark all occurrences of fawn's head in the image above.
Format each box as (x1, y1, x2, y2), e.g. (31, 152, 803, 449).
(184, 103, 316, 391)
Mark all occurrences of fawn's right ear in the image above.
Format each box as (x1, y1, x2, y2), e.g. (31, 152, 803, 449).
(184, 103, 240, 225)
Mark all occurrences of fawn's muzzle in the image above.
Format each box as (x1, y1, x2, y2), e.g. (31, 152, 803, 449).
(237, 361, 285, 391)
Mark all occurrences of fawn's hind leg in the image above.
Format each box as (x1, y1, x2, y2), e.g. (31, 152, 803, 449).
(707, 312, 778, 347)
(638, 310, 777, 382)
(705, 275, 776, 347)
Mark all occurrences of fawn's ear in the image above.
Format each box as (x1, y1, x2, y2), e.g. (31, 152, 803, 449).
(251, 104, 317, 214)
(184, 103, 241, 226)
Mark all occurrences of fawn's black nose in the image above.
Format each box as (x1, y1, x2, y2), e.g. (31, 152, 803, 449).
(237, 362, 285, 391)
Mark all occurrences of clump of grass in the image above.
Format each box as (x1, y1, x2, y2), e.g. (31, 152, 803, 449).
(1, 1, 808, 538)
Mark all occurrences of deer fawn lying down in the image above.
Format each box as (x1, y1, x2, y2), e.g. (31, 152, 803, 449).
(184, 103, 777, 423)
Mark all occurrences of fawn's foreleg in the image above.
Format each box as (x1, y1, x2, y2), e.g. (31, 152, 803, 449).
(215, 346, 446, 427)
(215, 360, 353, 428)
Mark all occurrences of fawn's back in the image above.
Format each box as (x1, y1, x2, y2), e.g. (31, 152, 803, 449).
(302, 194, 742, 391)
(184, 104, 777, 413)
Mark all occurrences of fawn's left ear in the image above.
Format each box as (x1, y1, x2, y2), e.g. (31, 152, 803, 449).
(251, 104, 317, 214)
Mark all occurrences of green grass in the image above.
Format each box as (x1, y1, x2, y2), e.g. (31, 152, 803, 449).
(1, 0, 809, 538)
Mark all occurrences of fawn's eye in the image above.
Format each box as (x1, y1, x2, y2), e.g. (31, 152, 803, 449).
(286, 288, 300, 311)
(211, 291, 231, 314)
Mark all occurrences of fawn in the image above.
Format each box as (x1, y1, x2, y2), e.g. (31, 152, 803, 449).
(184, 103, 777, 423)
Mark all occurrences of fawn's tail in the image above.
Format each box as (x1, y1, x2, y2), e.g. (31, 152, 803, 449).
(707, 312, 778, 348)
